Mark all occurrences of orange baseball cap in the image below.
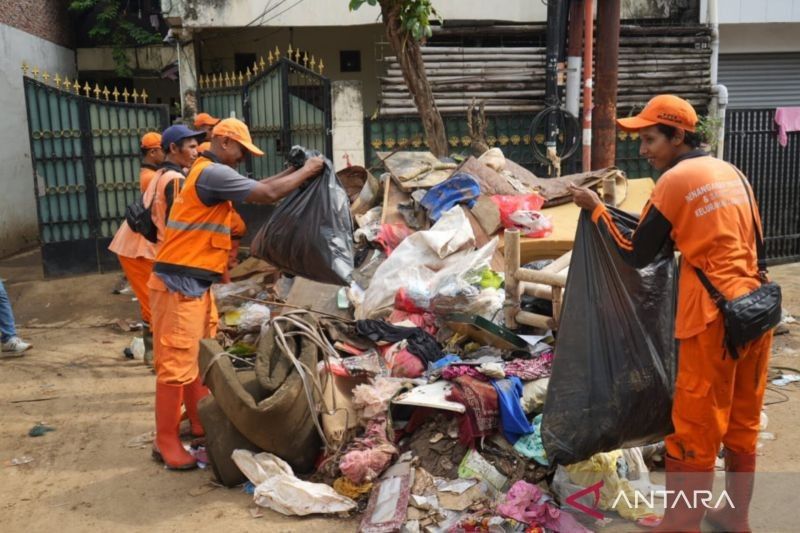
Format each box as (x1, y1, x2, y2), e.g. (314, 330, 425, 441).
(212, 118, 264, 156)
(617, 94, 698, 133)
(140, 132, 162, 150)
(194, 112, 220, 128)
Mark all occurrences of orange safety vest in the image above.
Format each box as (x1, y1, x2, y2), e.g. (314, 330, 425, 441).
(154, 156, 233, 280)
(650, 155, 762, 339)
(109, 165, 185, 260)
(140, 164, 159, 193)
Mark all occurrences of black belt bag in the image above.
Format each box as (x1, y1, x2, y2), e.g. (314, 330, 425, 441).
(694, 167, 782, 360)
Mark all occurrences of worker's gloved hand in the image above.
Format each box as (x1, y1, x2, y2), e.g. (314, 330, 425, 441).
(568, 184, 602, 211)
(302, 155, 325, 177)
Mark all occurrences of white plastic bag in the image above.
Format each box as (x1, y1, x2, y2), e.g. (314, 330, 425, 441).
(358, 206, 497, 319)
(232, 449, 356, 516)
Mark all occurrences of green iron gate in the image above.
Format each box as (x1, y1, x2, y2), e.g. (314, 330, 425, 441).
(198, 56, 332, 175)
(197, 56, 331, 241)
(23, 75, 169, 277)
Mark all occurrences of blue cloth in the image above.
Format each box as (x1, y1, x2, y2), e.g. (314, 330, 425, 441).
(0, 279, 17, 342)
(491, 376, 534, 444)
(420, 172, 481, 221)
(156, 272, 212, 298)
(513, 414, 548, 465)
(430, 354, 461, 370)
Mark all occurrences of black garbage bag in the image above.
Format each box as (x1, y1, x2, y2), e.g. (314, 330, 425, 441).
(541, 208, 677, 466)
(251, 146, 354, 285)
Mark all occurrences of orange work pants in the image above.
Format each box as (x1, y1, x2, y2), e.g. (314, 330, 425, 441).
(148, 274, 218, 385)
(118, 255, 155, 325)
(665, 315, 772, 468)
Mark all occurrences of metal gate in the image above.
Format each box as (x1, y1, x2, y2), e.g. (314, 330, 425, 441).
(23, 75, 169, 277)
(198, 56, 332, 175)
(725, 109, 800, 264)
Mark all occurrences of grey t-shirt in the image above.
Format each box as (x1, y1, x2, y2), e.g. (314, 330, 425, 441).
(195, 163, 257, 206)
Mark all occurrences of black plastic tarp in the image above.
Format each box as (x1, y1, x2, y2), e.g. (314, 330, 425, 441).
(251, 147, 354, 285)
(542, 208, 677, 466)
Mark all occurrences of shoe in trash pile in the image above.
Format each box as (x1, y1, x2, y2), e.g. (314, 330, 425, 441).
(2, 336, 31, 356)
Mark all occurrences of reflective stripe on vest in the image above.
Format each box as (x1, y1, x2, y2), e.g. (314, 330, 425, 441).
(154, 156, 234, 279)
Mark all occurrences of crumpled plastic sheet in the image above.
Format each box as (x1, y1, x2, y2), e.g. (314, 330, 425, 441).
(550, 450, 658, 522)
(231, 449, 356, 516)
(357, 206, 497, 319)
(496, 480, 591, 532)
(352, 376, 407, 420)
(339, 417, 399, 484)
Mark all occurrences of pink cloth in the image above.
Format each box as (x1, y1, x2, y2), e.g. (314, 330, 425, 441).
(497, 481, 591, 532)
(503, 351, 554, 380)
(775, 107, 800, 147)
(339, 417, 398, 484)
(441, 364, 489, 382)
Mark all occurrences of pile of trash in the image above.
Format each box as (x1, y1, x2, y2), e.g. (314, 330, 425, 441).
(196, 146, 674, 531)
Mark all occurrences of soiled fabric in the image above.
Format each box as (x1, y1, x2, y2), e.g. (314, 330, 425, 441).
(339, 417, 398, 484)
(492, 377, 534, 444)
(420, 173, 481, 222)
(441, 365, 488, 382)
(447, 375, 499, 444)
(503, 351, 554, 380)
(496, 480, 591, 532)
(355, 319, 442, 364)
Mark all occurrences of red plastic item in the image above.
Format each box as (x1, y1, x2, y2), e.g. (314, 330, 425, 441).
(490, 194, 552, 238)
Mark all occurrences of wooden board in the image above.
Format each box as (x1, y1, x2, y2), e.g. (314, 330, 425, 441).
(498, 178, 655, 264)
(282, 277, 352, 319)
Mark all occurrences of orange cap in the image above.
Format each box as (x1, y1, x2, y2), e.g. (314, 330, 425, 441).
(194, 112, 220, 128)
(212, 118, 264, 156)
(617, 94, 698, 133)
(140, 132, 162, 150)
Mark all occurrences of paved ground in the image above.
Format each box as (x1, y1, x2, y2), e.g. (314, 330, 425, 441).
(1, 249, 798, 532)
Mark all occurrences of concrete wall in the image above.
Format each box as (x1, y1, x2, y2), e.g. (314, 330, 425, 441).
(196, 24, 386, 113)
(715, 0, 800, 23)
(169, 0, 548, 28)
(719, 23, 800, 53)
(332, 81, 365, 172)
(0, 23, 75, 257)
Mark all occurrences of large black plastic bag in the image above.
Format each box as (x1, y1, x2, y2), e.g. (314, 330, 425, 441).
(542, 208, 677, 466)
(251, 147, 354, 285)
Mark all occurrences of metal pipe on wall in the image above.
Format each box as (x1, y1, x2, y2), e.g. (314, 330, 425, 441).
(565, 0, 584, 119)
(591, 0, 620, 170)
(582, 0, 594, 172)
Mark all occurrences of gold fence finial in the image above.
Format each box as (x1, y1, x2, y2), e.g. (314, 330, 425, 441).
(54, 73, 62, 89)
(310, 55, 316, 71)
(21, 62, 29, 76)
(198, 75, 205, 89)
(83, 82, 91, 97)
(42, 70, 50, 82)
(303, 52, 309, 67)
(237, 71, 244, 85)
(252, 60, 259, 75)
(288, 43, 293, 58)
(268, 51, 274, 65)
(73, 79, 80, 94)
(259, 56, 267, 70)
(245, 66, 252, 81)
(131, 88, 139, 103)
(318, 59, 325, 75)
(141, 89, 148, 103)
(122, 87, 130, 103)
(223, 71, 231, 87)
(102, 85, 110, 100)
(294, 48, 301, 63)
(31, 66, 40, 79)
(112, 86, 120, 102)
(63, 75, 70, 90)
(93, 84, 101, 99)
(274, 45, 280, 60)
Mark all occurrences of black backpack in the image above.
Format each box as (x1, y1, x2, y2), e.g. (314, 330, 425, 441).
(125, 193, 158, 243)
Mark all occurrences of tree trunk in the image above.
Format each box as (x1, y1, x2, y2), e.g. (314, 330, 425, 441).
(380, 1, 448, 157)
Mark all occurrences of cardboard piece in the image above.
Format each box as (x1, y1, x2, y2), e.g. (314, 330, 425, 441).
(393, 381, 466, 414)
(470, 196, 503, 235)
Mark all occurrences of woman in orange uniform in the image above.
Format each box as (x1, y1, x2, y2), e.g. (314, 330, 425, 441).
(571, 95, 772, 533)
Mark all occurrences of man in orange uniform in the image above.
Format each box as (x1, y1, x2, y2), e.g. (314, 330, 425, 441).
(109, 126, 205, 366)
(148, 118, 324, 470)
(570, 95, 772, 532)
(194, 112, 220, 155)
(139, 132, 165, 192)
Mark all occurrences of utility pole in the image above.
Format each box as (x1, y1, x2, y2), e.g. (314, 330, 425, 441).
(581, 0, 594, 172)
(591, 0, 620, 171)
